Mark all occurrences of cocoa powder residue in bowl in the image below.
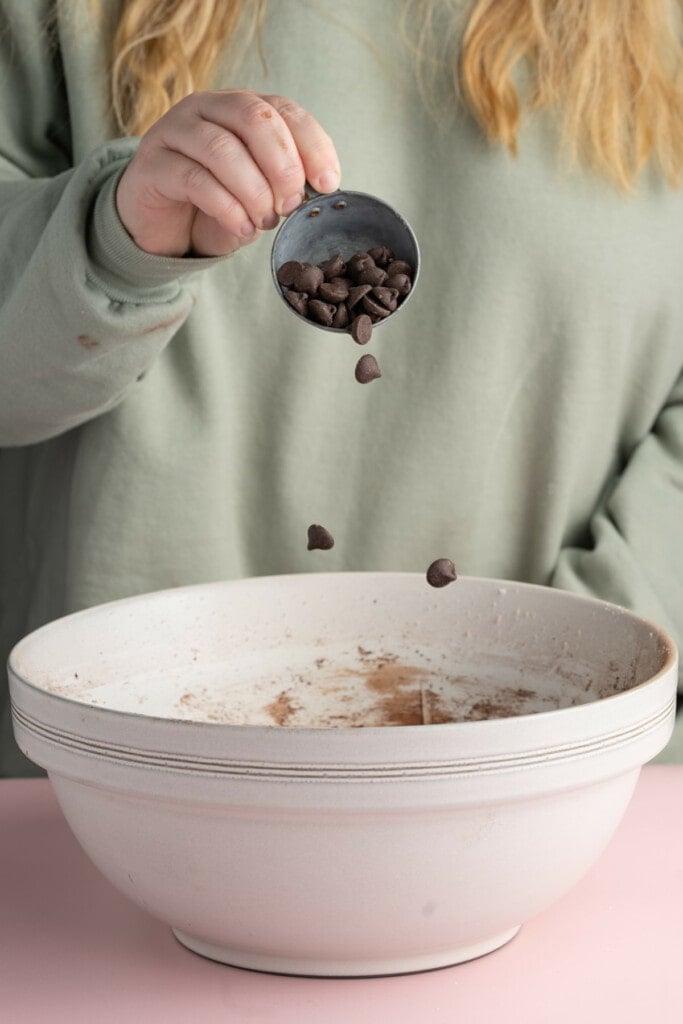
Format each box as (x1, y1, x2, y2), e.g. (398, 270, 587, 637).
(265, 690, 302, 726)
(462, 688, 539, 722)
(261, 650, 558, 729)
(362, 660, 450, 726)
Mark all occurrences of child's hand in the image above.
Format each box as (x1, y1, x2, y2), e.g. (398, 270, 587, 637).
(115, 90, 341, 257)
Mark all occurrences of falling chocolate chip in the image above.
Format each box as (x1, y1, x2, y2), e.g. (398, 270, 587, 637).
(355, 353, 381, 383)
(350, 314, 373, 345)
(307, 524, 335, 550)
(426, 559, 457, 588)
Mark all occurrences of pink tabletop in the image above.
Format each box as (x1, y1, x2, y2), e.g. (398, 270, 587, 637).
(1, 767, 682, 1024)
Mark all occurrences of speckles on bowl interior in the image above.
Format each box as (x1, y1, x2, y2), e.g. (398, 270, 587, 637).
(38, 636, 608, 728)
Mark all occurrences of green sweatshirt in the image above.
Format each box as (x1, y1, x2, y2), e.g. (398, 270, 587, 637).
(1, 0, 682, 777)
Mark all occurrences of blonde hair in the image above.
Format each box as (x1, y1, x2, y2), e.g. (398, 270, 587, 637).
(110, 0, 265, 138)
(457, 0, 683, 190)
(107, 0, 683, 190)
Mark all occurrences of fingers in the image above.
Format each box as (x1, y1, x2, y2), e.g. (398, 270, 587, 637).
(166, 90, 341, 221)
(117, 89, 342, 257)
(126, 145, 259, 256)
(157, 108, 279, 232)
(159, 153, 256, 237)
(261, 93, 341, 196)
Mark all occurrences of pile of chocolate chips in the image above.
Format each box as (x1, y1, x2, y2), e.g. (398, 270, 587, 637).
(276, 246, 414, 378)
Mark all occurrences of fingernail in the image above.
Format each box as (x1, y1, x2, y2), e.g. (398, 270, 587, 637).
(261, 211, 280, 230)
(282, 193, 303, 216)
(317, 170, 340, 192)
(240, 220, 256, 237)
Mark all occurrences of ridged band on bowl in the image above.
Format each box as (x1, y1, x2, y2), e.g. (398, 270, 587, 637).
(10, 694, 676, 780)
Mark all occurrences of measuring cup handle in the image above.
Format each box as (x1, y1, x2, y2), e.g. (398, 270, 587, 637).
(302, 182, 341, 204)
(303, 182, 322, 202)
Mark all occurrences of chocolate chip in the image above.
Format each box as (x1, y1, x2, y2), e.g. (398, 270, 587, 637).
(386, 260, 412, 277)
(367, 246, 394, 267)
(308, 299, 336, 326)
(332, 302, 349, 329)
(283, 290, 308, 316)
(319, 255, 345, 280)
(426, 559, 457, 588)
(276, 261, 302, 287)
(347, 283, 373, 309)
(385, 273, 412, 296)
(350, 314, 373, 345)
(361, 294, 392, 318)
(347, 253, 375, 279)
(319, 279, 350, 303)
(356, 264, 387, 287)
(307, 524, 335, 550)
(294, 263, 324, 294)
(372, 286, 399, 310)
(355, 353, 381, 383)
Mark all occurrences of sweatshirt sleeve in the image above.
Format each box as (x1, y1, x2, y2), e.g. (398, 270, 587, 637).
(552, 368, 683, 671)
(0, 4, 230, 446)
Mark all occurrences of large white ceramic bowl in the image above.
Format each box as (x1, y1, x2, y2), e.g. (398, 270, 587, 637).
(8, 574, 678, 977)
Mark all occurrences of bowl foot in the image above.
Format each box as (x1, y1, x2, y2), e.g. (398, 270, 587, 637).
(171, 924, 521, 977)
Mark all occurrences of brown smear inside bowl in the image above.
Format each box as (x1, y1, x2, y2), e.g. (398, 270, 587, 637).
(255, 645, 600, 729)
(44, 639, 628, 730)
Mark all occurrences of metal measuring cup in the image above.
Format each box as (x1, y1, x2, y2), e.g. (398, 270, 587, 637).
(270, 186, 420, 333)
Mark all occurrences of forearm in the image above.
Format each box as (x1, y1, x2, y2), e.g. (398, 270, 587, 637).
(0, 141, 228, 446)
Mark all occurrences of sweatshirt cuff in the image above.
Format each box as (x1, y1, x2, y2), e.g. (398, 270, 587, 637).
(88, 160, 232, 293)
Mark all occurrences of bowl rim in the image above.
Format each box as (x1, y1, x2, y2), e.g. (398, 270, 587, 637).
(9, 575, 678, 787)
(8, 572, 678, 731)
